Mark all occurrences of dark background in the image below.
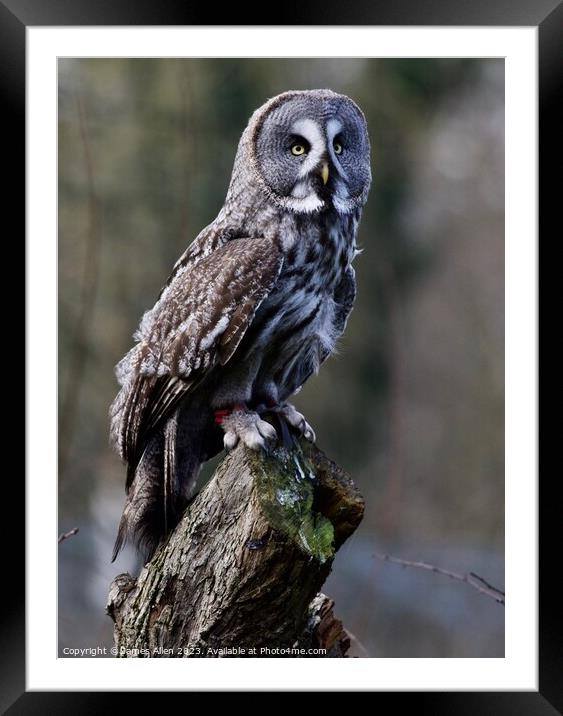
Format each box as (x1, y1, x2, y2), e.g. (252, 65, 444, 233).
(58, 58, 504, 657)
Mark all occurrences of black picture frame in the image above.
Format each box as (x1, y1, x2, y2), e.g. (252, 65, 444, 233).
(9, 0, 557, 710)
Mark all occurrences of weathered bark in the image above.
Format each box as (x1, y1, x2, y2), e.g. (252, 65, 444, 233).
(107, 439, 364, 657)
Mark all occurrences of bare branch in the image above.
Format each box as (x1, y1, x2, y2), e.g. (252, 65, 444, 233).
(58, 527, 79, 544)
(345, 628, 371, 658)
(374, 552, 505, 605)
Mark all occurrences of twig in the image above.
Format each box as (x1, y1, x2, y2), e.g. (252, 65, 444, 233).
(345, 628, 371, 658)
(374, 552, 505, 605)
(58, 527, 79, 544)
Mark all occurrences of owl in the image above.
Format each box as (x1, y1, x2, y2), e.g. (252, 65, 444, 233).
(110, 89, 371, 561)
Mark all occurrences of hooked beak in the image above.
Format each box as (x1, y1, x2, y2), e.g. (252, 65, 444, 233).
(320, 162, 329, 186)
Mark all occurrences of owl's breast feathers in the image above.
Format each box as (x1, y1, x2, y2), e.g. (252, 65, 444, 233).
(241, 209, 359, 392)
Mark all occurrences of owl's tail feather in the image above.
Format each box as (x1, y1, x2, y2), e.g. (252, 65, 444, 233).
(111, 424, 198, 563)
(111, 400, 221, 563)
(111, 428, 174, 563)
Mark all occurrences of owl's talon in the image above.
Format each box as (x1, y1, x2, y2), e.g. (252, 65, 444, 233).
(256, 419, 278, 442)
(223, 431, 239, 451)
(303, 426, 316, 442)
(221, 409, 278, 451)
(274, 403, 316, 442)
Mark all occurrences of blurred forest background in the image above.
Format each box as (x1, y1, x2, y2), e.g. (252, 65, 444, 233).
(58, 58, 504, 658)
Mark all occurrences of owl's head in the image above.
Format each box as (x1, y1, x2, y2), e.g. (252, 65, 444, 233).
(237, 90, 371, 215)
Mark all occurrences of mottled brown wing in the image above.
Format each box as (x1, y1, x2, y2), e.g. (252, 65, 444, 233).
(113, 238, 283, 474)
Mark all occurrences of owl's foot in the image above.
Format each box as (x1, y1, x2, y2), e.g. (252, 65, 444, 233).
(220, 407, 278, 451)
(274, 403, 316, 442)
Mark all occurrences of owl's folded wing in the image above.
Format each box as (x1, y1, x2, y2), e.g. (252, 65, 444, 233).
(110, 237, 283, 476)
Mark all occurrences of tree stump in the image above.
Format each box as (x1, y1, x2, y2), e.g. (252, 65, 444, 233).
(107, 439, 364, 657)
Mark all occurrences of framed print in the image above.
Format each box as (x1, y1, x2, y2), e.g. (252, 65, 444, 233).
(9, 0, 557, 709)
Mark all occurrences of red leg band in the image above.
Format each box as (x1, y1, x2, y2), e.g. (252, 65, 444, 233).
(214, 409, 230, 425)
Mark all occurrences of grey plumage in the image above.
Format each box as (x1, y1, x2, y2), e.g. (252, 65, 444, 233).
(110, 89, 371, 561)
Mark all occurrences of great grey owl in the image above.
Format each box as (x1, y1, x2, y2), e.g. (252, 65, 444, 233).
(110, 89, 371, 561)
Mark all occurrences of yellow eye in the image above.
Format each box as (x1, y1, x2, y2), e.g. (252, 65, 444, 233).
(291, 144, 306, 156)
(334, 142, 343, 155)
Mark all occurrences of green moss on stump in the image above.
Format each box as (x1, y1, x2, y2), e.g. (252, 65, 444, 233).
(250, 442, 335, 564)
